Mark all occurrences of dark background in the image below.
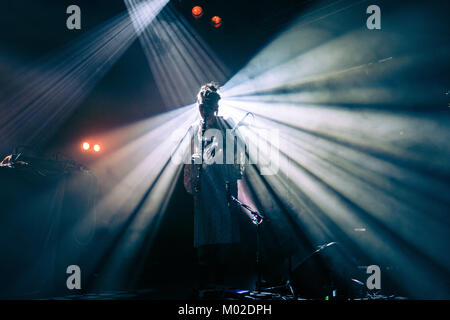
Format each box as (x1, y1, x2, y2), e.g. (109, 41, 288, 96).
(0, 0, 312, 155)
(0, 0, 316, 298)
(0, 0, 449, 299)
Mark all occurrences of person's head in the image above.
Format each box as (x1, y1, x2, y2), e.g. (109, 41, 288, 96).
(197, 82, 220, 121)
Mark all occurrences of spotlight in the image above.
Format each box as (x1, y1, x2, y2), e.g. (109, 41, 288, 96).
(93, 144, 101, 152)
(82, 142, 90, 151)
(211, 16, 222, 28)
(192, 6, 203, 19)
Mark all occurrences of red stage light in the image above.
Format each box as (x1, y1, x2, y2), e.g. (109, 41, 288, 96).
(192, 6, 203, 18)
(82, 142, 90, 151)
(211, 16, 222, 28)
(93, 144, 101, 152)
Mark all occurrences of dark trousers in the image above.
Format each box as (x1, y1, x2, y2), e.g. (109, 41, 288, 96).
(196, 243, 239, 288)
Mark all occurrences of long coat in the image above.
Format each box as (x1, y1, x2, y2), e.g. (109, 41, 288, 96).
(184, 116, 244, 248)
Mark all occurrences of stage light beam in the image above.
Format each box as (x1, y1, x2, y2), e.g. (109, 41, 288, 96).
(125, 0, 229, 108)
(0, 0, 169, 152)
(218, 0, 450, 298)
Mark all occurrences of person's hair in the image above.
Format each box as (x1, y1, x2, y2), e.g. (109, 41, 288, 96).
(197, 82, 221, 115)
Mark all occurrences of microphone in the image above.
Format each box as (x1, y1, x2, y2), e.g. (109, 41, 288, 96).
(231, 112, 254, 133)
(225, 183, 264, 224)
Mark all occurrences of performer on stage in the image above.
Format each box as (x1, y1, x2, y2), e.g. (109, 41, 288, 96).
(184, 82, 244, 289)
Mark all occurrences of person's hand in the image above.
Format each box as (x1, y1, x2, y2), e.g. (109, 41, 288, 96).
(191, 153, 202, 164)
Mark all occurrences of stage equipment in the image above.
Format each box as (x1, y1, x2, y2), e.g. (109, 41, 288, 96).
(231, 112, 255, 134)
(82, 142, 90, 151)
(211, 16, 222, 28)
(1, 147, 90, 176)
(0, 149, 97, 298)
(226, 181, 265, 294)
(81, 142, 102, 153)
(290, 242, 359, 299)
(192, 6, 203, 19)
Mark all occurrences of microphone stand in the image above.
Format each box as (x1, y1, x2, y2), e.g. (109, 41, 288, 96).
(226, 181, 265, 293)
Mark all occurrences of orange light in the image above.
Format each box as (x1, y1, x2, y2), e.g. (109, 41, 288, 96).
(82, 142, 90, 150)
(93, 144, 101, 152)
(192, 6, 203, 18)
(211, 16, 222, 28)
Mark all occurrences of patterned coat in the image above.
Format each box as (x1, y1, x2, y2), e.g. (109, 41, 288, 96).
(184, 116, 244, 248)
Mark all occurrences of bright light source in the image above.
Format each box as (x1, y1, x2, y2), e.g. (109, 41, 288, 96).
(93, 144, 101, 152)
(211, 16, 222, 28)
(82, 142, 90, 151)
(192, 6, 203, 19)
